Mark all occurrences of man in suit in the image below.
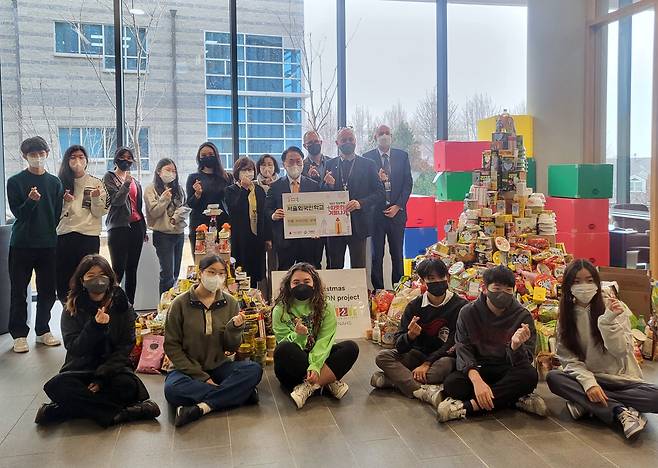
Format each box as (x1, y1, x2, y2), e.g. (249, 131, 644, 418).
(322, 127, 385, 270)
(266, 146, 321, 271)
(363, 125, 413, 290)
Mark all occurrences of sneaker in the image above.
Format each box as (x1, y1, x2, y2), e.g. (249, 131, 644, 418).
(370, 371, 394, 389)
(34, 403, 67, 425)
(35, 332, 61, 347)
(114, 400, 161, 424)
(413, 384, 444, 408)
(175, 405, 203, 427)
(618, 408, 647, 439)
(437, 397, 467, 423)
(13, 337, 29, 353)
(290, 381, 320, 409)
(326, 380, 349, 400)
(566, 401, 587, 420)
(516, 393, 548, 417)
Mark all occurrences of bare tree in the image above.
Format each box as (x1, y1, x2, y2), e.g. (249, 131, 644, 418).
(461, 93, 500, 141)
(350, 105, 376, 154)
(511, 100, 527, 115)
(413, 88, 461, 160)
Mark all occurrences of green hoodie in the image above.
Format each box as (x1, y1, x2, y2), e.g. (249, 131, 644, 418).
(272, 299, 336, 374)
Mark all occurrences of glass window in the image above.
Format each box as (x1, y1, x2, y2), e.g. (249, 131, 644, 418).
(55, 22, 79, 53)
(81, 24, 103, 55)
(284, 63, 301, 79)
(246, 47, 283, 62)
(284, 49, 301, 64)
(58, 128, 81, 154)
(285, 139, 303, 149)
(206, 60, 225, 75)
(285, 110, 302, 124)
(248, 124, 284, 138)
(285, 97, 302, 109)
(284, 79, 302, 93)
(247, 78, 283, 92)
(207, 76, 231, 90)
(246, 62, 283, 77)
(249, 139, 285, 154)
(248, 109, 283, 123)
(206, 44, 230, 60)
(207, 108, 232, 123)
(83, 128, 104, 158)
(206, 31, 230, 44)
(208, 124, 233, 138)
(285, 125, 302, 138)
(247, 96, 284, 108)
(246, 35, 282, 47)
(207, 94, 231, 107)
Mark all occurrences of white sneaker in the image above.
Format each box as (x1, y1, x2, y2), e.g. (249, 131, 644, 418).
(370, 371, 394, 389)
(326, 380, 349, 400)
(35, 332, 61, 347)
(618, 407, 647, 439)
(437, 397, 467, 423)
(516, 393, 548, 417)
(13, 337, 29, 353)
(413, 384, 444, 408)
(566, 401, 587, 420)
(290, 381, 320, 409)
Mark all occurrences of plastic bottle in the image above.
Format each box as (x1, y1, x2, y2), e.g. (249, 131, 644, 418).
(372, 322, 381, 345)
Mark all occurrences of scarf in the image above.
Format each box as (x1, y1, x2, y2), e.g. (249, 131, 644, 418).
(257, 173, 279, 194)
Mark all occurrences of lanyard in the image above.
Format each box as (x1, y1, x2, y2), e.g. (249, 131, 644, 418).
(338, 158, 356, 191)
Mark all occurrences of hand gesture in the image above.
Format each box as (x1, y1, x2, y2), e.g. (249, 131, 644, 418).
(88, 382, 101, 393)
(63, 189, 75, 203)
(511, 323, 531, 350)
(605, 297, 625, 316)
(90, 187, 101, 198)
(295, 318, 308, 336)
(383, 205, 400, 218)
(412, 362, 430, 383)
(272, 208, 285, 221)
(473, 378, 495, 411)
(28, 187, 41, 201)
(306, 370, 319, 385)
(161, 187, 172, 200)
(345, 200, 361, 213)
(95, 306, 110, 324)
(378, 168, 389, 183)
(407, 315, 422, 340)
(193, 179, 203, 197)
(324, 171, 335, 186)
(308, 165, 320, 179)
(586, 385, 608, 406)
(123, 171, 132, 184)
(265, 240, 273, 251)
(205, 378, 219, 386)
(232, 311, 246, 327)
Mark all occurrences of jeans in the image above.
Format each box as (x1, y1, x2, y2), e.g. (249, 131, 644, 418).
(108, 221, 145, 304)
(375, 348, 455, 397)
(56, 232, 100, 302)
(164, 360, 263, 410)
(152, 231, 184, 294)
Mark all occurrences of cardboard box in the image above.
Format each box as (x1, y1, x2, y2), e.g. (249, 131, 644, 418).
(477, 114, 534, 157)
(433, 140, 490, 172)
(548, 164, 614, 199)
(527, 157, 536, 190)
(435, 172, 473, 201)
(545, 197, 609, 234)
(405, 195, 436, 228)
(557, 232, 610, 267)
(599, 266, 652, 321)
(435, 200, 464, 239)
(403, 227, 438, 258)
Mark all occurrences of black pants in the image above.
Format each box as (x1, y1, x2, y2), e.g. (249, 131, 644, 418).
(327, 235, 367, 269)
(43, 371, 146, 427)
(443, 362, 538, 412)
(273, 340, 360, 390)
(108, 222, 145, 304)
(8, 247, 56, 339)
(276, 238, 322, 271)
(370, 211, 406, 290)
(56, 232, 100, 302)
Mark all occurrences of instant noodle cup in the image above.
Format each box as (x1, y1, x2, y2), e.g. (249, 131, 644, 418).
(495, 236, 510, 252)
(448, 261, 465, 276)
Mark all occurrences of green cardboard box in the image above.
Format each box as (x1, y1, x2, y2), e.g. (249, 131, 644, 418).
(435, 171, 473, 201)
(548, 164, 613, 199)
(527, 157, 536, 190)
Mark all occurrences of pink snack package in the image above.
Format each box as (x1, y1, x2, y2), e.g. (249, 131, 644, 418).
(136, 334, 165, 374)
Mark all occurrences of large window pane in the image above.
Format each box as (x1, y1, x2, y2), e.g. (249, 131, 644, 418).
(55, 22, 79, 54)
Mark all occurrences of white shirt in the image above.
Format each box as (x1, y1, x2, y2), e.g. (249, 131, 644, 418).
(421, 289, 454, 308)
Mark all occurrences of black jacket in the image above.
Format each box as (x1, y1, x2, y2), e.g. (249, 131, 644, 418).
(362, 148, 413, 209)
(103, 172, 146, 231)
(185, 172, 230, 231)
(321, 155, 385, 239)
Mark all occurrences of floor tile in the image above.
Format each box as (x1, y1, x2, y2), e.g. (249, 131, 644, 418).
(349, 437, 419, 468)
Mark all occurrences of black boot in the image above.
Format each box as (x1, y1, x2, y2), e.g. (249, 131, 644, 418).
(113, 399, 161, 425)
(174, 405, 203, 427)
(35, 403, 68, 425)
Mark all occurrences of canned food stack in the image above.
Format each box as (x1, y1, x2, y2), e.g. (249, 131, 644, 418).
(266, 335, 276, 365)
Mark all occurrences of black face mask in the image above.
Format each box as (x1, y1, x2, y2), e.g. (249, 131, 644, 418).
(339, 143, 356, 156)
(199, 156, 216, 168)
(487, 290, 514, 310)
(307, 143, 322, 156)
(426, 281, 449, 298)
(116, 159, 133, 171)
(83, 276, 111, 295)
(292, 284, 314, 301)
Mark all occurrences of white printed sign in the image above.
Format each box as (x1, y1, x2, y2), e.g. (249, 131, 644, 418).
(282, 191, 352, 239)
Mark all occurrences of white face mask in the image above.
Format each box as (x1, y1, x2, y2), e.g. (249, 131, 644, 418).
(261, 166, 274, 178)
(201, 273, 225, 293)
(286, 165, 302, 179)
(27, 155, 47, 169)
(571, 283, 598, 305)
(239, 170, 255, 183)
(377, 134, 392, 149)
(160, 170, 176, 184)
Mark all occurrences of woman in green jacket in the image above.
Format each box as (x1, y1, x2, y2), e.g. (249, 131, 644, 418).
(273, 262, 359, 409)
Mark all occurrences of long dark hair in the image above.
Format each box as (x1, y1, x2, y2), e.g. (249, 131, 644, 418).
(558, 259, 606, 360)
(196, 142, 230, 182)
(58, 145, 89, 195)
(66, 254, 118, 316)
(275, 263, 327, 341)
(153, 158, 184, 204)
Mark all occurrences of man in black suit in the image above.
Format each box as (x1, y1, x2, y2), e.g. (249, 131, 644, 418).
(322, 127, 385, 269)
(363, 125, 413, 290)
(266, 146, 321, 271)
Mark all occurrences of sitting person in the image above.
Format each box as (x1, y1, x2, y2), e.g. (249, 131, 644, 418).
(36, 254, 159, 427)
(438, 265, 546, 422)
(164, 255, 263, 427)
(371, 258, 467, 407)
(547, 259, 658, 439)
(272, 262, 359, 409)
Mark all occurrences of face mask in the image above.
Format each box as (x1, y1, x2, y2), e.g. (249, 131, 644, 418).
(339, 143, 356, 156)
(239, 170, 255, 183)
(426, 280, 449, 298)
(377, 134, 392, 148)
(292, 284, 314, 301)
(286, 165, 302, 180)
(116, 159, 132, 171)
(487, 290, 514, 310)
(27, 155, 47, 169)
(307, 142, 322, 156)
(261, 166, 274, 178)
(83, 276, 111, 295)
(571, 283, 598, 305)
(69, 160, 86, 172)
(200, 156, 216, 168)
(160, 170, 176, 184)
(201, 273, 224, 293)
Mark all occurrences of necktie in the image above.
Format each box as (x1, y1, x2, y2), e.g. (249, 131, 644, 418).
(382, 154, 391, 203)
(291, 180, 300, 193)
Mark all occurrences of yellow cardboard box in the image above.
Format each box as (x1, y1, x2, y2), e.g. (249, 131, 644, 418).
(477, 114, 534, 158)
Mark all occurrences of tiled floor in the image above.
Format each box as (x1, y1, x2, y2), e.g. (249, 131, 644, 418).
(1, 308, 658, 468)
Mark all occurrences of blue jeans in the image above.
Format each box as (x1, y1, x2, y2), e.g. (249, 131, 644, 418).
(164, 360, 263, 410)
(152, 231, 184, 294)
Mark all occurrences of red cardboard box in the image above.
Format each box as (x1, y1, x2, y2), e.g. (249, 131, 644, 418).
(435, 200, 464, 240)
(557, 232, 610, 267)
(405, 195, 436, 228)
(545, 197, 609, 234)
(433, 140, 490, 172)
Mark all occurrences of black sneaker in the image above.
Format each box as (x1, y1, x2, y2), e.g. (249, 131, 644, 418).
(245, 388, 259, 406)
(113, 399, 161, 424)
(34, 403, 67, 425)
(175, 405, 203, 427)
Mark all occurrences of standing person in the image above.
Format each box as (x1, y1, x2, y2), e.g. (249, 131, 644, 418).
(438, 266, 546, 422)
(547, 259, 658, 439)
(36, 255, 160, 427)
(7, 136, 63, 353)
(103, 147, 147, 305)
(56, 145, 108, 304)
(144, 158, 190, 295)
(256, 153, 280, 194)
(266, 147, 321, 270)
(363, 125, 412, 290)
(272, 263, 359, 409)
(164, 255, 263, 427)
(371, 258, 467, 407)
(322, 127, 385, 269)
(225, 157, 272, 288)
(185, 142, 231, 256)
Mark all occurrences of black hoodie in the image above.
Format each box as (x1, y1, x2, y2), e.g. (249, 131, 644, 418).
(455, 293, 536, 374)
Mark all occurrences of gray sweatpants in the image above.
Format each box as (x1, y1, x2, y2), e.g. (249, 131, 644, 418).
(375, 348, 455, 398)
(546, 370, 658, 424)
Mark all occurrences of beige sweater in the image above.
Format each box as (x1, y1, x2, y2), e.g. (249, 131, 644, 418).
(57, 174, 108, 236)
(144, 184, 189, 234)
